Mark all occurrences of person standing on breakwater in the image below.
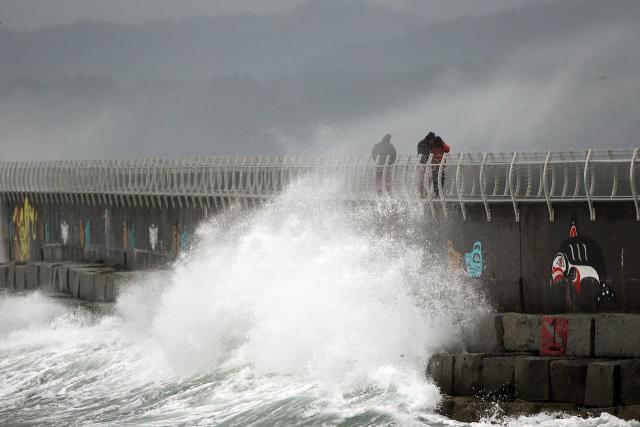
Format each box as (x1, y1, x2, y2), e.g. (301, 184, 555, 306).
(428, 135, 450, 197)
(371, 134, 396, 194)
(417, 132, 436, 195)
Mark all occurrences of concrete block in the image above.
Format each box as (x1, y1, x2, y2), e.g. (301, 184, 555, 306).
(71, 270, 81, 298)
(620, 359, 640, 405)
(595, 314, 640, 358)
(38, 262, 59, 293)
(104, 275, 116, 302)
(427, 353, 455, 395)
(56, 264, 69, 292)
(25, 262, 40, 290)
(78, 272, 96, 301)
(14, 264, 27, 290)
(549, 359, 591, 404)
(94, 274, 112, 302)
(453, 353, 484, 396)
(463, 313, 504, 353)
(617, 405, 640, 421)
(503, 313, 540, 352)
(7, 263, 16, 289)
(482, 356, 515, 398)
(515, 357, 550, 401)
(584, 361, 620, 407)
(0, 264, 9, 288)
(566, 315, 593, 357)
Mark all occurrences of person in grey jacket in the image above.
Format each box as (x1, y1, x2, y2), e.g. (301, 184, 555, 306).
(371, 134, 396, 194)
(371, 134, 397, 165)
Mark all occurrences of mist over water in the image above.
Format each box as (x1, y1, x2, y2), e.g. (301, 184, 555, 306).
(0, 178, 637, 426)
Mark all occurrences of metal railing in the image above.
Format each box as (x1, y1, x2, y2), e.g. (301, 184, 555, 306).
(1, 149, 639, 221)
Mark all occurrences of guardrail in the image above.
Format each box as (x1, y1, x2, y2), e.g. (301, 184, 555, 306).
(1, 149, 639, 221)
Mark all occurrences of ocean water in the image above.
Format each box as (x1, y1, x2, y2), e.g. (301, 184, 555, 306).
(0, 179, 638, 426)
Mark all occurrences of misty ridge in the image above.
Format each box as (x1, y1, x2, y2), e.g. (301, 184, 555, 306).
(0, 0, 639, 160)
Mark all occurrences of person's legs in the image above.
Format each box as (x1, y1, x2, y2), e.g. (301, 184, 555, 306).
(375, 169, 383, 195)
(432, 167, 439, 197)
(417, 165, 426, 196)
(385, 169, 392, 194)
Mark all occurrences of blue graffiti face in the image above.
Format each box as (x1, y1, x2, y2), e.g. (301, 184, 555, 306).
(84, 219, 91, 247)
(464, 241, 483, 278)
(128, 223, 137, 249)
(180, 230, 189, 251)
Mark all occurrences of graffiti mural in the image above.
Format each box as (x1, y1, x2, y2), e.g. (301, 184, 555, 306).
(61, 221, 70, 245)
(45, 221, 51, 243)
(172, 224, 179, 255)
(11, 198, 38, 261)
(128, 223, 137, 250)
(447, 241, 462, 273)
(149, 224, 158, 251)
(551, 220, 615, 304)
(84, 219, 91, 247)
(180, 229, 190, 252)
(122, 222, 128, 250)
(447, 240, 483, 278)
(464, 241, 483, 278)
(540, 316, 568, 357)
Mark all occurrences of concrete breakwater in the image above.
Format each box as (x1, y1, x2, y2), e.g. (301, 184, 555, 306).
(0, 261, 159, 302)
(432, 312, 640, 422)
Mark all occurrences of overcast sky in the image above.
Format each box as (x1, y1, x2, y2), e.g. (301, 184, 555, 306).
(1, 0, 539, 30)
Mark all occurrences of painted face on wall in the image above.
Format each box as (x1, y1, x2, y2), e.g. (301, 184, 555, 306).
(551, 221, 615, 304)
(464, 241, 483, 278)
(149, 224, 158, 251)
(61, 221, 69, 245)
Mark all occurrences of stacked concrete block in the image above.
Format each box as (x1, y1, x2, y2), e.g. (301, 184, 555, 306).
(595, 314, 640, 358)
(38, 262, 61, 293)
(503, 313, 540, 352)
(584, 361, 621, 407)
(427, 353, 455, 395)
(0, 264, 9, 288)
(549, 359, 592, 404)
(25, 262, 40, 290)
(620, 360, 640, 406)
(462, 313, 504, 353)
(565, 315, 594, 357)
(78, 270, 97, 300)
(482, 357, 516, 398)
(453, 353, 485, 396)
(93, 269, 115, 302)
(8, 263, 15, 289)
(13, 264, 27, 290)
(515, 357, 551, 401)
(55, 263, 70, 293)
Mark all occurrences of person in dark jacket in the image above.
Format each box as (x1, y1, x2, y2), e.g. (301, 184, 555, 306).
(417, 132, 435, 195)
(417, 132, 435, 164)
(371, 134, 396, 194)
(429, 136, 450, 197)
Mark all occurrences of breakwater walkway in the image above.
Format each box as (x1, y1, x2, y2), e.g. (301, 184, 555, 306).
(2, 150, 640, 422)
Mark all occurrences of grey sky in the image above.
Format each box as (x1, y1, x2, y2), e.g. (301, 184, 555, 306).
(1, 0, 538, 30)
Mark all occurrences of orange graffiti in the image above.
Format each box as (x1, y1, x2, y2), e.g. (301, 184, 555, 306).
(447, 240, 463, 273)
(12, 198, 38, 261)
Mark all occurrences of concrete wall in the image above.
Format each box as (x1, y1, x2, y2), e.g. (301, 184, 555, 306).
(0, 200, 8, 263)
(437, 201, 640, 313)
(4, 196, 222, 271)
(4, 195, 640, 313)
